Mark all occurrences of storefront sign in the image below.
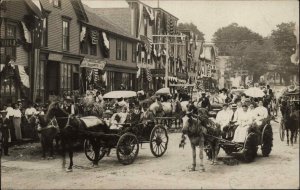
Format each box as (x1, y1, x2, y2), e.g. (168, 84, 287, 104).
(80, 58, 106, 70)
(48, 53, 63, 62)
(0, 39, 19, 47)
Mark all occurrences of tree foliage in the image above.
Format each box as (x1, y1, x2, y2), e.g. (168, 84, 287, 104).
(212, 23, 263, 56)
(177, 22, 205, 41)
(213, 22, 298, 84)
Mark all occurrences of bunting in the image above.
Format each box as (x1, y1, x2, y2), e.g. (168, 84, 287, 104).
(17, 65, 30, 88)
(90, 30, 99, 45)
(80, 26, 86, 42)
(146, 67, 152, 81)
(21, 21, 32, 43)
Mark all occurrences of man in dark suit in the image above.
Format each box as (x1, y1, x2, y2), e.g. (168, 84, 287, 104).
(0, 110, 10, 156)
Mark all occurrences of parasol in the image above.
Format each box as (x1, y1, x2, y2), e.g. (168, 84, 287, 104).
(103, 91, 137, 99)
(244, 87, 265, 97)
(230, 89, 246, 96)
(155, 87, 171, 95)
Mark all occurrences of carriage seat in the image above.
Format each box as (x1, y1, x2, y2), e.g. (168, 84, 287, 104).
(80, 116, 105, 128)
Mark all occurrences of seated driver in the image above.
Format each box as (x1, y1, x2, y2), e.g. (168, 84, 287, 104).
(110, 106, 128, 129)
(216, 103, 231, 131)
(232, 104, 252, 143)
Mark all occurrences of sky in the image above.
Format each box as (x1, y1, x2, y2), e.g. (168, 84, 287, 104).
(82, 0, 299, 41)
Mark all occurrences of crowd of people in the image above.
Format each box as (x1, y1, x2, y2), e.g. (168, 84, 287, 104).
(0, 83, 284, 156)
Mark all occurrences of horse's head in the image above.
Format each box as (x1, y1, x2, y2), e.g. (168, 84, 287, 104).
(46, 101, 68, 120)
(171, 100, 182, 113)
(182, 115, 191, 134)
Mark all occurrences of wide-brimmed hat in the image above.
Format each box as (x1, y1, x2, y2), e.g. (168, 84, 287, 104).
(222, 103, 228, 107)
(231, 104, 237, 109)
(0, 110, 8, 114)
(65, 96, 72, 100)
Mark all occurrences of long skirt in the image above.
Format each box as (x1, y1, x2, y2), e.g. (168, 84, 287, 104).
(13, 117, 22, 140)
(233, 125, 250, 143)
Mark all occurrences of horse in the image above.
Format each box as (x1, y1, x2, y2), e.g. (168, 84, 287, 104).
(149, 99, 183, 117)
(282, 104, 299, 146)
(179, 108, 221, 171)
(30, 114, 59, 159)
(45, 101, 110, 172)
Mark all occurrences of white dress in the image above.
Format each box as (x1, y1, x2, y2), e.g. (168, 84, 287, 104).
(232, 110, 252, 142)
(216, 109, 231, 130)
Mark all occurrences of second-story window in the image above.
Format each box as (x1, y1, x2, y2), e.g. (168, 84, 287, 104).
(116, 39, 121, 60)
(90, 43, 97, 56)
(5, 23, 16, 59)
(132, 43, 136, 63)
(62, 20, 70, 51)
(122, 41, 127, 61)
(53, 0, 61, 8)
(41, 17, 48, 47)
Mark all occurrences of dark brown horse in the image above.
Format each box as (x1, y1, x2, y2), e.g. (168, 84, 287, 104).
(284, 106, 299, 146)
(30, 115, 59, 159)
(45, 102, 109, 172)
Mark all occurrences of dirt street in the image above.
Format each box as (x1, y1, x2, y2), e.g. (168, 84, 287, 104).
(1, 118, 299, 189)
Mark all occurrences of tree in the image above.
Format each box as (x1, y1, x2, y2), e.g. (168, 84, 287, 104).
(271, 22, 298, 84)
(177, 22, 205, 41)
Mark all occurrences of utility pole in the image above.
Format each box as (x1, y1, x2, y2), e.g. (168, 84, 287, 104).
(165, 36, 169, 88)
(157, 0, 160, 8)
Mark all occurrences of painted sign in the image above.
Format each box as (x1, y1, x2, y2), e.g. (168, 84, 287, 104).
(80, 58, 106, 70)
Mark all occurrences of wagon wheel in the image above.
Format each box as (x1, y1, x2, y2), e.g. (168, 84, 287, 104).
(279, 120, 285, 141)
(150, 125, 169, 157)
(84, 139, 106, 162)
(261, 124, 273, 157)
(116, 133, 139, 165)
(243, 132, 257, 162)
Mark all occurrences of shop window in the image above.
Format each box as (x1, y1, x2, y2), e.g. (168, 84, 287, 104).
(41, 17, 48, 47)
(122, 41, 127, 61)
(53, 0, 61, 8)
(132, 43, 136, 63)
(5, 23, 16, 59)
(116, 39, 121, 60)
(60, 63, 72, 94)
(62, 20, 70, 51)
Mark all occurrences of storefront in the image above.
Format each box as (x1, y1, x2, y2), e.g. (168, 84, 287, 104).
(105, 64, 137, 92)
(34, 52, 82, 102)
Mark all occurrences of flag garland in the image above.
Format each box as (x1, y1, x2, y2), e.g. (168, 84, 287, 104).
(146, 67, 152, 81)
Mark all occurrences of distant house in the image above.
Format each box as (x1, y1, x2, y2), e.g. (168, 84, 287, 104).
(87, 0, 187, 92)
(77, 4, 140, 92)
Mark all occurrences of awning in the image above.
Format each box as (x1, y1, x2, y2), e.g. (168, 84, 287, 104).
(80, 58, 106, 70)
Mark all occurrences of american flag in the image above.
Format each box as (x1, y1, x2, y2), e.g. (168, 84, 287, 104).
(146, 68, 152, 81)
(140, 35, 153, 54)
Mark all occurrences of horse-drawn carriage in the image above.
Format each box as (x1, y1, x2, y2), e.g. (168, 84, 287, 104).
(83, 121, 168, 165)
(82, 90, 169, 165)
(208, 119, 273, 162)
(279, 86, 299, 144)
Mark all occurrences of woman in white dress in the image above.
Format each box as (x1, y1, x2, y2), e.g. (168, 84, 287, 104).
(232, 104, 253, 142)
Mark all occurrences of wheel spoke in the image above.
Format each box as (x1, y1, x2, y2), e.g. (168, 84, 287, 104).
(160, 143, 166, 151)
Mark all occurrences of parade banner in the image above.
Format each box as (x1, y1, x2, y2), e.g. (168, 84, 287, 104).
(80, 58, 106, 70)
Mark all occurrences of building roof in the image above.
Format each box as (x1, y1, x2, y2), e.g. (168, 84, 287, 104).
(88, 8, 131, 34)
(83, 5, 138, 41)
